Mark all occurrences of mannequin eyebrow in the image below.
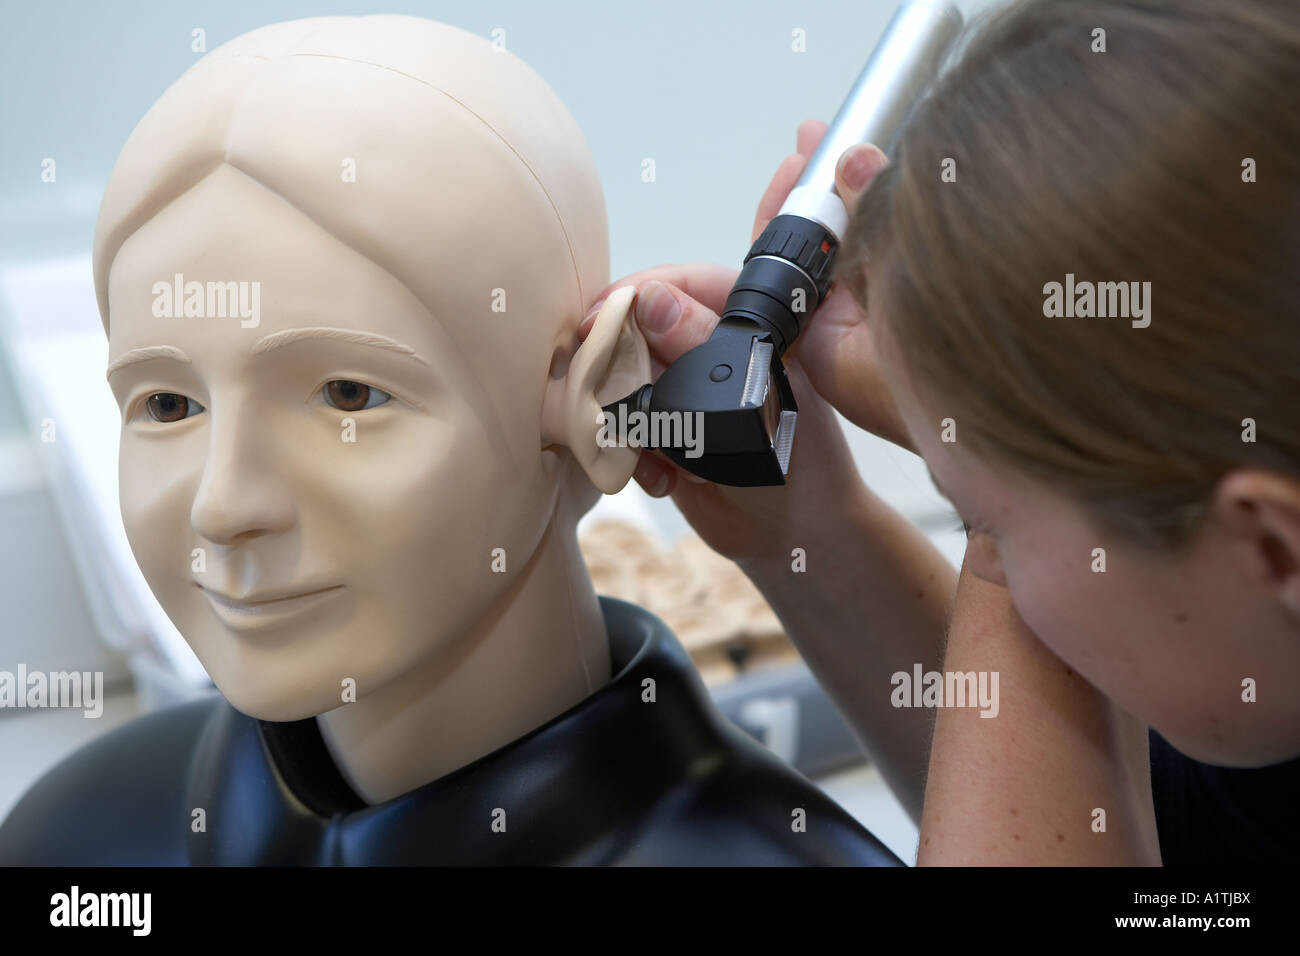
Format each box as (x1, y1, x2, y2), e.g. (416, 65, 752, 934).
(106, 329, 429, 380)
(252, 327, 429, 365)
(106, 345, 192, 378)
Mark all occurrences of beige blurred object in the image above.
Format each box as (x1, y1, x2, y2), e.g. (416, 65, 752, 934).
(580, 520, 800, 684)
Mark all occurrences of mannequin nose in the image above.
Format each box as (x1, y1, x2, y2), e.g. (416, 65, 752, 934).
(190, 413, 296, 545)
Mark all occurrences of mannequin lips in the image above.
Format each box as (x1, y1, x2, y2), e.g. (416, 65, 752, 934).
(196, 583, 344, 632)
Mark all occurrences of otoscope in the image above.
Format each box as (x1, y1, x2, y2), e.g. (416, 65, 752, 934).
(603, 0, 963, 486)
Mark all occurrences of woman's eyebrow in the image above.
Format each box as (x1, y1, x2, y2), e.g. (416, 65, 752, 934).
(252, 327, 429, 365)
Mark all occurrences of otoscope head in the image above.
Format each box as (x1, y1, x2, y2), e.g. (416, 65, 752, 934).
(602, 321, 797, 487)
(600, 210, 832, 487)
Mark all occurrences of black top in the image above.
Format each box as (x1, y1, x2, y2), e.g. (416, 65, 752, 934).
(1149, 729, 1300, 866)
(0, 597, 900, 866)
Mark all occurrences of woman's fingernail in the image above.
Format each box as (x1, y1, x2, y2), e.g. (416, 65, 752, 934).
(579, 297, 606, 336)
(636, 281, 681, 334)
(841, 144, 886, 191)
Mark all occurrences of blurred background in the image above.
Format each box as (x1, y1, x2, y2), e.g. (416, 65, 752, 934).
(0, 0, 1000, 863)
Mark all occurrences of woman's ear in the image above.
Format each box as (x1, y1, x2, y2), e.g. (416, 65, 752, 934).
(1213, 469, 1300, 616)
(541, 285, 651, 494)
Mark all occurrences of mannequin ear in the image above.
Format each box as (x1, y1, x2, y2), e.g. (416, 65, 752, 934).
(541, 285, 651, 494)
(1212, 469, 1300, 616)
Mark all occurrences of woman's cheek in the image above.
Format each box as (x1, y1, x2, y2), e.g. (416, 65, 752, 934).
(1002, 549, 1101, 671)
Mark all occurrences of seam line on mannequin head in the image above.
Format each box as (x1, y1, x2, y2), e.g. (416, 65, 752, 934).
(97, 52, 591, 333)
(293, 51, 589, 320)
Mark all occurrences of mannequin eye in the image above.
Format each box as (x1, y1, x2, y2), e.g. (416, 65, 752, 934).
(322, 380, 391, 411)
(146, 392, 205, 423)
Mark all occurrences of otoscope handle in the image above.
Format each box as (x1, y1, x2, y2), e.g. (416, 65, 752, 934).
(780, 0, 964, 240)
(723, 0, 964, 356)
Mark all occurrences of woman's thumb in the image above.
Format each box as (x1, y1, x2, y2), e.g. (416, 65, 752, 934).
(633, 280, 720, 365)
(835, 143, 888, 209)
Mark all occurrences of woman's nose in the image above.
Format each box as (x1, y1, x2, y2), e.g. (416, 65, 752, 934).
(189, 409, 296, 545)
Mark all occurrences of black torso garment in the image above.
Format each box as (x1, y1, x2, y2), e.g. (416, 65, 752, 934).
(1149, 728, 1300, 866)
(0, 597, 899, 866)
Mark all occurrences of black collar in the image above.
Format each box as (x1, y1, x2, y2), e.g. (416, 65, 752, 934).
(188, 597, 732, 864)
(184, 596, 899, 865)
(0, 598, 896, 864)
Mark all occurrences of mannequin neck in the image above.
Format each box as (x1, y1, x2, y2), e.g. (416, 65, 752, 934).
(314, 514, 611, 805)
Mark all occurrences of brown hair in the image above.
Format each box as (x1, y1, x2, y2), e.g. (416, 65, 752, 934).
(836, 0, 1300, 547)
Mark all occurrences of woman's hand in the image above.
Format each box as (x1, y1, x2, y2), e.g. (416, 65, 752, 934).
(588, 278, 867, 567)
(770, 122, 908, 451)
(579, 120, 904, 567)
(577, 122, 962, 821)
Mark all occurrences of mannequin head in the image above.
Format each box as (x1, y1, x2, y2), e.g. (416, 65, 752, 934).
(94, 16, 649, 722)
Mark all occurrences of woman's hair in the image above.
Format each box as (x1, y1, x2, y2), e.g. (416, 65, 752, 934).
(836, 0, 1300, 547)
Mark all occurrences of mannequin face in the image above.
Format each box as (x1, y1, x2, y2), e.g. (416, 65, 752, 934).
(105, 166, 573, 721)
